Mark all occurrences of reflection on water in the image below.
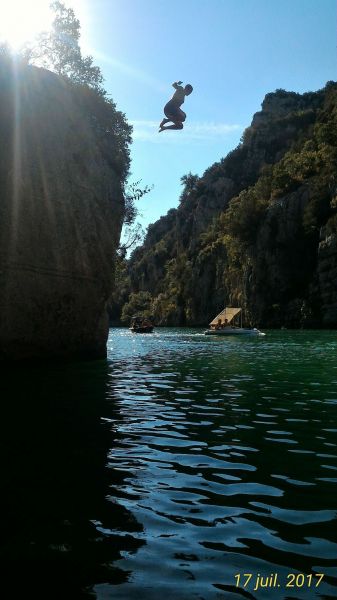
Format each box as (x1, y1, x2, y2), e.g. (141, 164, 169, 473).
(0, 361, 143, 598)
(1, 329, 337, 599)
(101, 329, 337, 600)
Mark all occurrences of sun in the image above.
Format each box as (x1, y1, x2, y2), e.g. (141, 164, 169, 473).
(0, 0, 53, 49)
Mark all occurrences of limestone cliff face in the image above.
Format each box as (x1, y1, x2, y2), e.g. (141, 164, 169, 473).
(126, 83, 337, 328)
(0, 61, 125, 359)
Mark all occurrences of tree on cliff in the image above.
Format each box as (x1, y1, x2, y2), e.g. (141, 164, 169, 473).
(121, 291, 153, 323)
(26, 1, 105, 94)
(179, 173, 199, 205)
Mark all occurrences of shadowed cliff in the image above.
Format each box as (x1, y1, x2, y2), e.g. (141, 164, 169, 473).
(0, 56, 130, 359)
(123, 82, 337, 328)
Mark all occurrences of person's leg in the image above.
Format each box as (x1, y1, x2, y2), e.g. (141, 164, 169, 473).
(159, 121, 184, 132)
(159, 100, 176, 129)
(159, 113, 175, 131)
(159, 117, 171, 128)
(159, 106, 186, 131)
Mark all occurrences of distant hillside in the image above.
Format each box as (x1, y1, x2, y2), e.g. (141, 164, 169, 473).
(117, 82, 337, 328)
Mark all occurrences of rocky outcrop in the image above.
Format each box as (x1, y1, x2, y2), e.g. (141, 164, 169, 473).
(125, 82, 337, 328)
(0, 60, 125, 359)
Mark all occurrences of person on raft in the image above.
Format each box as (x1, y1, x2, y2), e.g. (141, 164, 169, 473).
(159, 81, 193, 132)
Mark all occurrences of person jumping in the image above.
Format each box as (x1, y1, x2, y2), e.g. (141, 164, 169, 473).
(159, 81, 193, 132)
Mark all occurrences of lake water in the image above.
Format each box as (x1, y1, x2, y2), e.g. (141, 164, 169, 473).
(1, 329, 337, 599)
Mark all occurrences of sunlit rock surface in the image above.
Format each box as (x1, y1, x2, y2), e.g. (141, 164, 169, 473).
(0, 62, 124, 359)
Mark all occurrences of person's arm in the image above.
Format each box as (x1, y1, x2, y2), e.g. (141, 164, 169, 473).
(172, 81, 183, 89)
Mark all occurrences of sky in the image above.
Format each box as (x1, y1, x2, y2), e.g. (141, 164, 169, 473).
(1, 0, 336, 234)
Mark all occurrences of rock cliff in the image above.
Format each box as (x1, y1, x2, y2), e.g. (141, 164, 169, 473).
(0, 58, 128, 359)
(125, 83, 337, 328)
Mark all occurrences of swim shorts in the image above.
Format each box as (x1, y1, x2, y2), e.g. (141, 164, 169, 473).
(164, 100, 184, 120)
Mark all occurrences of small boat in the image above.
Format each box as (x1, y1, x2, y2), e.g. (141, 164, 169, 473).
(204, 307, 264, 336)
(130, 316, 154, 333)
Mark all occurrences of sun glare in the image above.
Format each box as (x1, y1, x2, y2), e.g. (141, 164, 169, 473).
(0, 0, 53, 49)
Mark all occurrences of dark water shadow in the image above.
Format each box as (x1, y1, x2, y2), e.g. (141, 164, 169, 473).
(0, 361, 144, 598)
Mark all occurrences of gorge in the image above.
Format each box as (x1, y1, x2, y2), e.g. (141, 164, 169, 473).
(120, 82, 337, 329)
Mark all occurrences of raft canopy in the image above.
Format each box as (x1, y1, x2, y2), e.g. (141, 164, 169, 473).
(209, 307, 242, 327)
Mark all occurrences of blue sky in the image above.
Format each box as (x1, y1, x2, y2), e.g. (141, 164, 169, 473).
(75, 0, 336, 233)
(3, 0, 336, 233)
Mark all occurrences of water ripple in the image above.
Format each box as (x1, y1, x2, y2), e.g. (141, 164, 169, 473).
(101, 328, 337, 599)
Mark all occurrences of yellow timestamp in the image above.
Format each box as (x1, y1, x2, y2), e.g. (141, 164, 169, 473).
(234, 572, 324, 592)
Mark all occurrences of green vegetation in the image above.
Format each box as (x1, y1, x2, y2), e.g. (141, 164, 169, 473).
(121, 291, 153, 323)
(26, 1, 105, 93)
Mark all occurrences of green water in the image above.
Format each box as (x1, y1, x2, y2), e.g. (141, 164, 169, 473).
(1, 329, 336, 599)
